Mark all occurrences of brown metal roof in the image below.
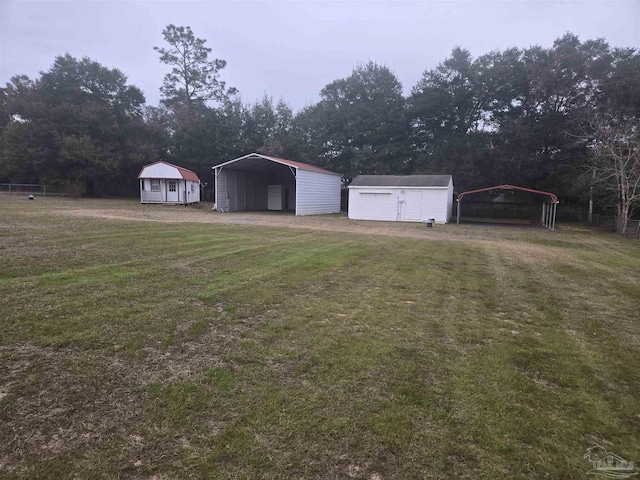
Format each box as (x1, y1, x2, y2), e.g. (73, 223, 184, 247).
(138, 161, 200, 182)
(257, 154, 341, 176)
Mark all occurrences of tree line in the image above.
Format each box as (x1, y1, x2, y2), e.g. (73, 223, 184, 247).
(1, 26, 639, 224)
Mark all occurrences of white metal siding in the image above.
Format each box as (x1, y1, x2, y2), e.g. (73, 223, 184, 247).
(187, 180, 201, 203)
(349, 187, 452, 223)
(295, 169, 341, 216)
(446, 178, 453, 222)
(404, 191, 422, 221)
(420, 189, 449, 223)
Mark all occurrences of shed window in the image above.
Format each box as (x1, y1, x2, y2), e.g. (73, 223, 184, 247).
(151, 179, 160, 192)
(360, 192, 391, 197)
(168, 180, 177, 192)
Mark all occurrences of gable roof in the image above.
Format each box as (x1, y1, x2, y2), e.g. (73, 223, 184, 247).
(350, 175, 452, 187)
(138, 161, 200, 182)
(458, 184, 558, 203)
(212, 153, 342, 176)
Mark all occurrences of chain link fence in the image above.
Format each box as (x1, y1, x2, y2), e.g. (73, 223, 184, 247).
(589, 214, 640, 238)
(0, 184, 68, 197)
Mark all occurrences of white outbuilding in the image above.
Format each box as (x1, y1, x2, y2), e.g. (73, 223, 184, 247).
(138, 161, 201, 205)
(348, 175, 454, 223)
(212, 153, 342, 216)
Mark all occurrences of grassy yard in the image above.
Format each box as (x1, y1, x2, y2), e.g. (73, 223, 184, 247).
(1, 199, 639, 479)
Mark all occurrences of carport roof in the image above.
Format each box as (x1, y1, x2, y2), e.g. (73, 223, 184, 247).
(212, 153, 342, 176)
(457, 184, 558, 203)
(350, 175, 452, 187)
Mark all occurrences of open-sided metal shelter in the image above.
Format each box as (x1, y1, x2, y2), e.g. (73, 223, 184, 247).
(456, 184, 559, 230)
(212, 153, 342, 216)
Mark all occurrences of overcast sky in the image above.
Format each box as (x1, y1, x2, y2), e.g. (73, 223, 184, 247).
(1, 0, 639, 112)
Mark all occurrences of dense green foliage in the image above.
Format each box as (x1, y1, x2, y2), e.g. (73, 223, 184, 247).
(1, 29, 639, 209)
(0, 56, 158, 196)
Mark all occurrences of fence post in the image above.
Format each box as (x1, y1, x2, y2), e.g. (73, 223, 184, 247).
(43, 185, 46, 198)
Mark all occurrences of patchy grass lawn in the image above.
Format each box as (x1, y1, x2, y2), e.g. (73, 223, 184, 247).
(1, 198, 639, 479)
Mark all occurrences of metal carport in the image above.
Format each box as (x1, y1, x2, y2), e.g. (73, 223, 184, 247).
(456, 184, 559, 230)
(212, 153, 342, 216)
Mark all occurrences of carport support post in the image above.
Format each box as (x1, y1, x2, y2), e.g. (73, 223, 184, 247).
(214, 168, 219, 208)
(456, 199, 461, 224)
(547, 202, 552, 229)
(541, 203, 546, 227)
(552, 202, 557, 230)
(546, 202, 551, 228)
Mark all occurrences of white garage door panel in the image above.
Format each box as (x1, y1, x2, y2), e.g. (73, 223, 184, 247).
(348, 190, 397, 220)
(362, 194, 392, 215)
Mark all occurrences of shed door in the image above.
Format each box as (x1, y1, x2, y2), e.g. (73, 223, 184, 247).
(404, 191, 422, 221)
(167, 180, 179, 202)
(167, 180, 178, 202)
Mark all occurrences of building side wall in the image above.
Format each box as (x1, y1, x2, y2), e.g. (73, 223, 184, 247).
(189, 180, 201, 203)
(446, 178, 454, 222)
(141, 178, 200, 204)
(420, 188, 450, 223)
(181, 180, 200, 204)
(296, 170, 341, 216)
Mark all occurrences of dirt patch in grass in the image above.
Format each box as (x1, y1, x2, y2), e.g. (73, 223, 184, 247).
(42, 197, 548, 241)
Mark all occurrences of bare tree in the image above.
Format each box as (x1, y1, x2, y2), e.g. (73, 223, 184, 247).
(585, 119, 640, 233)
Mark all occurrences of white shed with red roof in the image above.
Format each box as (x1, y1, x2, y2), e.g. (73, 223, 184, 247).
(212, 153, 341, 216)
(138, 161, 201, 205)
